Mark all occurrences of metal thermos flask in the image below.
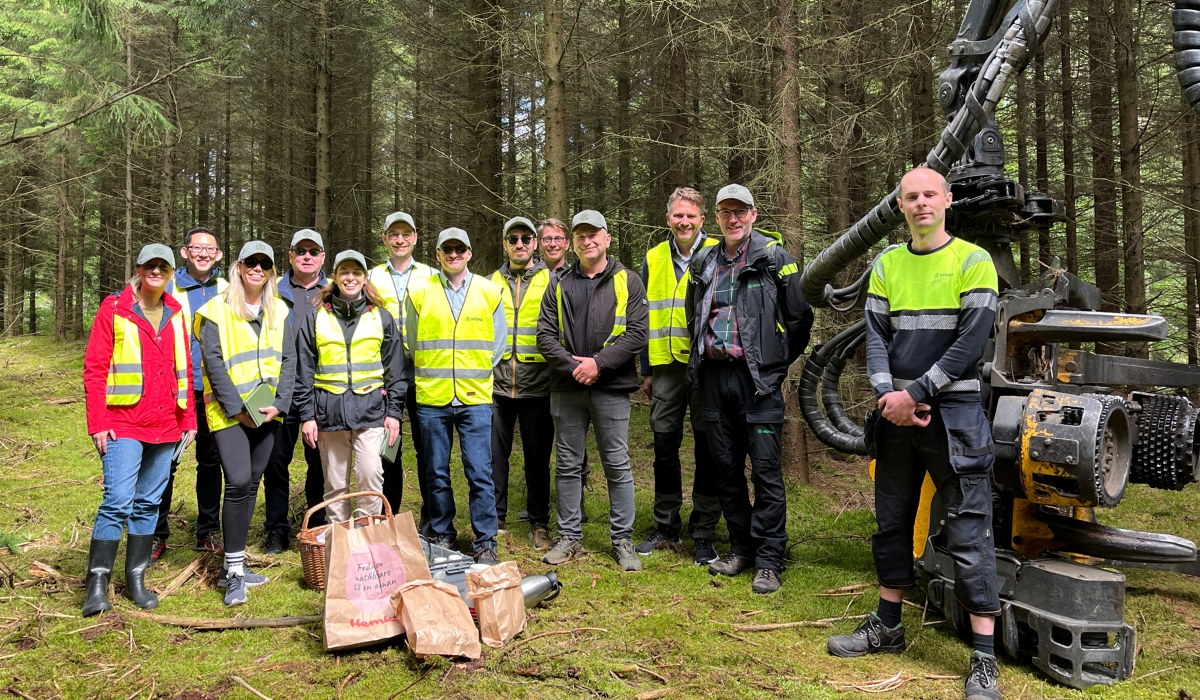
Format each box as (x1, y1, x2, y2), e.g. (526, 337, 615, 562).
(520, 571, 562, 607)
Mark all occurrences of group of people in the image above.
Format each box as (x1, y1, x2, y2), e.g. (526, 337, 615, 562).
(81, 167, 1004, 700)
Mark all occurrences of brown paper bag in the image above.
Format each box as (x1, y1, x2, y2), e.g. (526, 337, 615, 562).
(392, 579, 482, 659)
(323, 510, 432, 651)
(465, 561, 526, 648)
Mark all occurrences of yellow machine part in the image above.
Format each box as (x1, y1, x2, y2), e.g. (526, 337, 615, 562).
(869, 459, 937, 559)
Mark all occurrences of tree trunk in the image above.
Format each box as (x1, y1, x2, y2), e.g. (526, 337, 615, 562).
(1060, 0, 1077, 276)
(1034, 48, 1050, 269)
(314, 0, 332, 234)
(771, 0, 804, 267)
(1183, 105, 1200, 383)
(75, 188, 86, 338)
(908, 0, 935, 167)
(124, 30, 134, 280)
(1088, 0, 1120, 355)
(56, 152, 68, 341)
(664, 1, 688, 188)
(468, 0, 504, 270)
(1016, 72, 1030, 283)
(617, 0, 632, 268)
(543, 0, 567, 222)
(1114, 0, 1146, 358)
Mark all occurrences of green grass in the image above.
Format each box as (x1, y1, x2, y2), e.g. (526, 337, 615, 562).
(1, 336, 1199, 698)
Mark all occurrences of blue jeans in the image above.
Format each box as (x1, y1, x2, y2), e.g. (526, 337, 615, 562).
(93, 439, 175, 540)
(415, 403, 497, 551)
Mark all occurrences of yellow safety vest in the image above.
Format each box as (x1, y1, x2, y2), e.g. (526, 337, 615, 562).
(409, 274, 501, 406)
(168, 277, 229, 339)
(369, 261, 434, 353)
(645, 237, 716, 366)
(490, 268, 549, 363)
(195, 296, 289, 431)
(312, 305, 386, 395)
(556, 268, 630, 348)
(106, 311, 189, 408)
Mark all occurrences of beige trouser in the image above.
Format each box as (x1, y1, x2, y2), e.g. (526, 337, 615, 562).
(318, 426, 385, 522)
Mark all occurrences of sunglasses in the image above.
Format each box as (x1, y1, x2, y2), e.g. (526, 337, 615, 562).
(242, 257, 274, 271)
(140, 261, 172, 272)
(292, 247, 322, 257)
(506, 234, 535, 246)
(440, 245, 469, 256)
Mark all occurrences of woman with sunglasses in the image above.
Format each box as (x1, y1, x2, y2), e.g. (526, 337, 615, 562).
(195, 241, 296, 606)
(295, 250, 405, 522)
(82, 244, 197, 616)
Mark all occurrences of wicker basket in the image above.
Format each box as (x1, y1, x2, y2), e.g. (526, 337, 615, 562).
(297, 490, 392, 590)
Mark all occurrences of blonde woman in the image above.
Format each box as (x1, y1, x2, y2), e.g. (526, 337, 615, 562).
(82, 244, 197, 616)
(295, 250, 405, 522)
(195, 241, 296, 606)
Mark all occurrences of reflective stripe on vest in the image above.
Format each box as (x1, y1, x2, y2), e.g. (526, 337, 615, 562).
(491, 269, 549, 363)
(312, 306, 386, 395)
(106, 311, 189, 408)
(645, 238, 715, 365)
(195, 297, 288, 431)
(369, 262, 433, 356)
(410, 275, 500, 406)
(556, 268, 630, 349)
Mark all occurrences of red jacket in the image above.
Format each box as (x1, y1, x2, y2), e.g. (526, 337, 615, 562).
(84, 286, 197, 442)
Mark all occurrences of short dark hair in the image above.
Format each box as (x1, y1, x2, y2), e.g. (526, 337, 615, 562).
(184, 226, 216, 247)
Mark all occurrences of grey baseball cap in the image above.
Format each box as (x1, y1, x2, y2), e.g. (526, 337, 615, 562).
(571, 210, 607, 231)
(382, 212, 415, 235)
(237, 241, 275, 264)
(502, 216, 537, 237)
(136, 243, 175, 268)
(289, 229, 324, 249)
(436, 228, 472, 250)
(715, 184, 754, 208)
(332, 250, 368, 272)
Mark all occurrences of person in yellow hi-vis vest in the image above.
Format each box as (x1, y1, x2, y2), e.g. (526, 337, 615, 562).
(295, 250, 406, 522)
(82, 244, 197, 617)
(195, 241, 296, 607)
(406, 228, 509, 566)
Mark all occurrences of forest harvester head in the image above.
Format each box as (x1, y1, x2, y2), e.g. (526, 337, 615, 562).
(797, 0, 1200, 689)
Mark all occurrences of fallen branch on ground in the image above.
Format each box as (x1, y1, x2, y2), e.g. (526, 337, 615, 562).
(491, 627, 608, 664)
(733, 613, 866, 633)
(124, 611, 319, 630)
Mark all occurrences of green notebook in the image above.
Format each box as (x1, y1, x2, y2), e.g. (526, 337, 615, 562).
(242, 383, 278, 427)
(379, 429, 400, 462)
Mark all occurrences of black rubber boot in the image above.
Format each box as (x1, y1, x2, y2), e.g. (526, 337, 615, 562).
(82, 538, 119, 617)
(123, 534, 160, 610)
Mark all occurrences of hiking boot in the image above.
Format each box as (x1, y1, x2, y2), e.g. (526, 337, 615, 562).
(196, 532, 223, 553)
(428, 535, 457, 551)
(708, 552, 753, 577)
(218, 567, 270, 589)
(964, 651, 1002, 700)
(612, 539, 643, 571)
(693, 538, 718, 565)
(826, 612, 906, 658)
(751, 568, 782, 594)
(530, 524, 553, 551)
(541, 537, 583, 565)
(474, 544, 501, 566)
(263, 530, 288, 555)
(635, 529, 681, 555)
(148, 535, 167, 562)
(223, 573, 248, 606)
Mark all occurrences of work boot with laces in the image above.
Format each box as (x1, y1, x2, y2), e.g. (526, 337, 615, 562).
(751, 568, 781, 594)
(964, 651, 1002, 700)
(707, 552, 753, 577)
(612, 539, 643, 571)
(541, 537, 582, 565)
(826, 612, 906, 657)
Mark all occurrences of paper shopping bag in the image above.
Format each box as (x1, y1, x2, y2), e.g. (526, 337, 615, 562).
(465, 561, 526, 648)
(392, 579, 482, 659)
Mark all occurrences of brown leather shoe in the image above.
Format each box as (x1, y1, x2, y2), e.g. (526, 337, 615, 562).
(530, 524, 553, 551)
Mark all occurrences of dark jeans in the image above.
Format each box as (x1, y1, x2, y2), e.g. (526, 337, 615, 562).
(491, 395, 553, 526)
(155, 390, 223, 539)
(269, 408, 326, 531)
(416, 403, 497, 552)
(700, 362, 788, 572)
(213, 421, 278, 555)
(873, 413, 1001, 615)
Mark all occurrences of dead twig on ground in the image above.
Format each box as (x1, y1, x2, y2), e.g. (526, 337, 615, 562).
(634, 690, 669, 700)
(733, 613, 866, 632)
(6, 687, 38, 700)
(230, 675, 271, 700)
(491, 628, 608, 664)
(124, 611, 320, 630)
(717, 629, 759, 646)
(157, 557, 205, 601)
(386, 665, 433, 699)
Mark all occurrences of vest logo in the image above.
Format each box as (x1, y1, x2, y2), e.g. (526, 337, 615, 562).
(933, 272, 953, 280)
(466, 316, 486, 323)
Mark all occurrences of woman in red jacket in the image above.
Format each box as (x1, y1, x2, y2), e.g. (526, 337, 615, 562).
(82, 244, 197, 616)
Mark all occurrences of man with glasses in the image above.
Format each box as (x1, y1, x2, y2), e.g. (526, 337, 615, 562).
(153, 227, 228, 561)
(488, 217, 554, 551)
(406, 228, 508, 564)
(538, 218, 570, 279)
(368, 212, 436, 529)
(536, 211, 649, 572)
(262, 229, 327, 554)
(636, 187, 722, 565)
(686, 184, 812, 594)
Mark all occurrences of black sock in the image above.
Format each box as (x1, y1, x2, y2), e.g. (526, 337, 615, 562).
(877, 597, 902, 628)
(972, 631, 995, 657)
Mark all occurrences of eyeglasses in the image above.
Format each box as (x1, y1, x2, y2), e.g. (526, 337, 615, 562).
(384, 229, 417, 240)
(540, 236, 566, 245)
(242, 257, 274, 270)
(440, 245, 469, 256)
(506, 234, 535, 246)
(292, 247, 323, 257)
(716, 208, 752, 221)
(186, 245, 218, 255)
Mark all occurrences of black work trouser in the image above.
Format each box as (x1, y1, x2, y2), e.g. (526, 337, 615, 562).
(381, 384, 425, 516)
(213, 421, 278, 555)
(872, 413, 1001, 616)
(491, 394, 554, 526)
(155, 390, 223, 539)
(269, 408, 326, 531)
(700, 361, 788, 572)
